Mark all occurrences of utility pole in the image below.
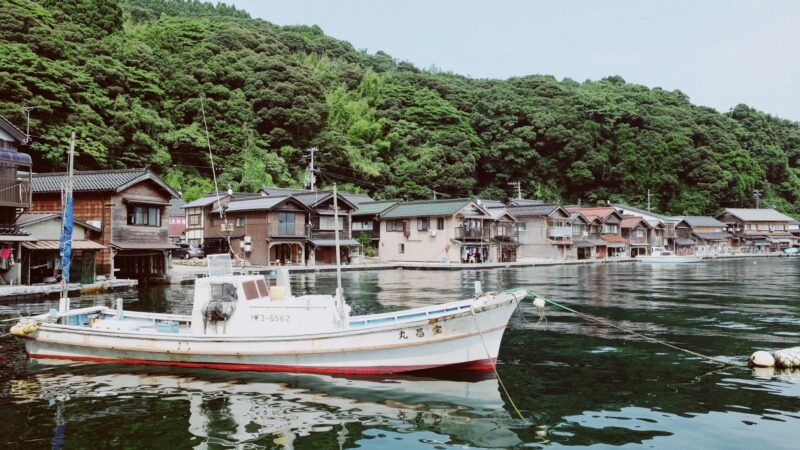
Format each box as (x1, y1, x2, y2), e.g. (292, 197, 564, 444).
(306, 147, 317, 191)
(507, 181, 522, 199)
(753, 189, 762, 209)
(432, 190, 437, 200)
(647, 189, 652, 212)
(20, 106, 40, 143)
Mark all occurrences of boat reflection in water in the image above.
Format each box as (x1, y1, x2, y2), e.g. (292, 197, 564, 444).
(11, 360, 523, 448)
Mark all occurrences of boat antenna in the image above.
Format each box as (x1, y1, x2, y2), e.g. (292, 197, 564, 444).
(199, 95, 240, 265)
(333, 183, 345, 326)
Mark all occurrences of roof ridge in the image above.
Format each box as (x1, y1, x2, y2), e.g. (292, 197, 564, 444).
(33, 168, 148, 177)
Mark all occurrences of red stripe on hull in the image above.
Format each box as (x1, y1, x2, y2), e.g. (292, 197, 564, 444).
(28, 353, 497, 375)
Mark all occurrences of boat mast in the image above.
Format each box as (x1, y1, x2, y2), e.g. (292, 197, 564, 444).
(333, 183, 345, 325)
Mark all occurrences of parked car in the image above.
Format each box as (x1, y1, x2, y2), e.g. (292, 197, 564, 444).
(172, 242, 205, 259)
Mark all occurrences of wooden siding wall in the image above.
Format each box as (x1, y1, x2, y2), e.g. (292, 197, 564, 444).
(32, 191, 114, 275)
(32, 180, 172, 277)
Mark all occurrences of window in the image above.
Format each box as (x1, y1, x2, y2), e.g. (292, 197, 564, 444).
(242, 281, 259, 301)
(572, 224, 583, 236)
(437, 218, 445, 230)
(278, 212, 295, 235)
(601, 224, 618, 234)
(399, 243, 405, 253)
(319, 215, 344, 230)
(417, 218, 429, 231)
(387, 220, 400, 232)
(516, 222, 527, 231)
(352, 221, 373, 231)
(235, 217, 245, 227)
(127, 205, 161, 227)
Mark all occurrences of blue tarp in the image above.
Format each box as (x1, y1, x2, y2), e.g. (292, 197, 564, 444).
(59, 196, 73, 283)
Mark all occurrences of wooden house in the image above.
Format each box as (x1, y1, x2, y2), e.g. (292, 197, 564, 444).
(377, 199, 495, 263)
(210, 195, 311, 266)
(715, 208, 795, 253)
(566, 207, 627, 258)
(620, 215, 653, 257)
(290, 191, 358, 265)
(17, 212, 104, 284)
(31, 169, 179, 281)
(568, 212, 595, 259)
(182, 192, 259, 251)
(0, 115, 34, 284)
(678, 216, 732, 255)
(167, 198, 186, 244)
(507, 203, 572, 260)
(350, 200, 398, 258)
(483, 204, 519, 263)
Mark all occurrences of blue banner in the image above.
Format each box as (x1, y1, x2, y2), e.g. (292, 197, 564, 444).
(59, 196, 73, 284)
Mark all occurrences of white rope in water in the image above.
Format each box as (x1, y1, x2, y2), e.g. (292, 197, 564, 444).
(470, 305, 526, 421)
(525, 291, 747, 368)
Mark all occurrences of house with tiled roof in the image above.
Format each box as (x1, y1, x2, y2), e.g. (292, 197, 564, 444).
(16, 212, 104, 284)
(31, 169, 179, 280)
(208, 195, 312, 266)
(0, 115, 33, 284)
(506, 203, 572, 260)
(566, 207, 627, 258)
(377, 198, 499, 263)
(673, 216, 732, 255)
(351, 200, 399, 257)
(181, 191, 261, 249)
(620, 215, 653, 257)
(715, 208, 796, 252)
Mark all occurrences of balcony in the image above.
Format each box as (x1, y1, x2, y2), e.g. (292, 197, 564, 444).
(455, 226, 490, 240)
(493, 224, 519, 240)
(548, 226, 572, 238)
(0, 176, 31, 208)
(269, 222, 307, 238)
(629, 235, 648, 244)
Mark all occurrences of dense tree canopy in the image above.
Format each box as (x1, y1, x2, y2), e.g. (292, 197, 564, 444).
(1, 0, 798, 215)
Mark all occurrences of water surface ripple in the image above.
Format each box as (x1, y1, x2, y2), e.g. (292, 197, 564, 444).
(1, 258, 799, 448)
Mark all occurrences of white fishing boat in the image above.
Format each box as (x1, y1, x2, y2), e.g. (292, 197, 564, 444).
(635, 247, 702, 263)
(11, 268, 527, 374)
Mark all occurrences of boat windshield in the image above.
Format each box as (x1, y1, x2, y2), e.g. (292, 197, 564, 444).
(210, 283, 237, 303)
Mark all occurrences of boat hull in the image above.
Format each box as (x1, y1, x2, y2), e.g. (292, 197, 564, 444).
(22, 293, 521, 375)
(635, 256, 702, 263)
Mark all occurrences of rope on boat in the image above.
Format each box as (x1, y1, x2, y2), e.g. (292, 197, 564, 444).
(522, 291, 748, 368)
(469, 305, 526, 421)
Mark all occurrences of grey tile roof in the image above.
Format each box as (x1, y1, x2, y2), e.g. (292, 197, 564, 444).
(215, 196, 293, 213)
(342, 193, 373, 205)
(507, 199, 544, 206)
(612, 203, 681, 223)
(680, 216, 726, 228)
(693, 232, 733, 241)
(0, 223, 30, 237)
(32, 169, 179, 198)
(352, 200, 399, 216)
(722, 208, 794, 222)
(507, 203, 563, 217)
(261, 186, 312, 196)
(379, 198, 474, 219)
(310, 238, 361, 247)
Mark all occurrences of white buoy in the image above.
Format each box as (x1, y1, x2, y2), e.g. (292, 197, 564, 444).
(749, 350, 775, 367)
(774, 347, 800, 368)
(474, 281, 482, 296)
(533, 297, 545, 310)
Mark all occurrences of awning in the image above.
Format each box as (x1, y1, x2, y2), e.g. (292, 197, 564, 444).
(674, 238, 695, 246)
(123, 198, 171, 206)
(0, 150, 32, 165)
(770, 238, 793, 244)
(491, 240, 521, 246)
(589, 239, 607, 246)
(693, 232, 732, 241)
(753, 241, 770, 246)
(23, 240, 105, 251)
(111, 241, 178, 250)
(605, 243, 626, 249)
(573, 239, 595, 248)
(310, 239, 360, 247)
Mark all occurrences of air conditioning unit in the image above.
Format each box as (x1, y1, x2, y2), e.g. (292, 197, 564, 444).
(220, 223, 234, 232)
(429, 229, 438, 237)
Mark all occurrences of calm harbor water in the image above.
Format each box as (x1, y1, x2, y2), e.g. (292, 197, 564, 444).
(1, 258, 799, 449)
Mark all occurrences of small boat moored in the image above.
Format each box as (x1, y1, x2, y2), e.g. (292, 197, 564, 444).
(12, 259, 528, 375)
(635, 247, 702, 263)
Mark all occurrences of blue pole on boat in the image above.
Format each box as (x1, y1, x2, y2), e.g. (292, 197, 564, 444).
(60, 132, 75, 294)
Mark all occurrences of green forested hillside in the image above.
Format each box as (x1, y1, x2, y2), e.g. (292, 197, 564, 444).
(1, 0, 799, 215)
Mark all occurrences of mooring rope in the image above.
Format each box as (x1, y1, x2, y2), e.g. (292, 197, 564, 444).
(523, 291, 747, 368)
(470, 306, 526, 421)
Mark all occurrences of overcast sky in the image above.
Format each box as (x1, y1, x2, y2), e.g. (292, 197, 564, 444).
(226, 0, 800, 122)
